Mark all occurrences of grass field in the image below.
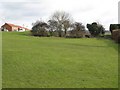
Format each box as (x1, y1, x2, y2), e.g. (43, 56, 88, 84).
(0, 32, 2, 89)
(2, 32, 118, 88)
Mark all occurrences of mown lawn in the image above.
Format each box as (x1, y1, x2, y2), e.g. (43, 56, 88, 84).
(2, 32, 118, 88)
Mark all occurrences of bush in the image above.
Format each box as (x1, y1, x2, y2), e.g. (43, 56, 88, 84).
(31, 21, 48, 37)
(87, 22, 105, 37)
(112, 29, 120, 43)
(109, 24, 120, 33)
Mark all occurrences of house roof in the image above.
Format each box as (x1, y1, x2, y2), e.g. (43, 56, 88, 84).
(4, 23, 30, 30)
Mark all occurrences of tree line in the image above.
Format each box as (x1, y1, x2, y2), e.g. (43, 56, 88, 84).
(31, 11, 105, 38)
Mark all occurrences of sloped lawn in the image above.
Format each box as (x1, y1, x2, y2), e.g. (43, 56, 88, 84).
(2, 32, 118, 88)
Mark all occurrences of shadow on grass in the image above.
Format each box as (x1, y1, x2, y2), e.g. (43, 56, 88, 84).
(96, 36, 118, 52)
(18, 31, 119, 52)
(66, 35, 118, 52)
(68, 43, 109, 48)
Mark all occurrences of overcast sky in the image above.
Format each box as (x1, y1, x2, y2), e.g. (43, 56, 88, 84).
(0, 0, 119, 30)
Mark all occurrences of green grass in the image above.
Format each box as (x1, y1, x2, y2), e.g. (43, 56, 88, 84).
(2, 32, 118, 88)
(0, 32, 2, 89)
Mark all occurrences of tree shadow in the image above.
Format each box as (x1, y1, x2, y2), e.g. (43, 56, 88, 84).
(17, 31, 119, 52)
(96, 37, 119, 52)
(66, 36, 118, 52)
(68, 43, 109, 48)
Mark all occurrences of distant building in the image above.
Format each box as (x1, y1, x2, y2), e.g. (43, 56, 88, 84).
(1, 23, 30, 32)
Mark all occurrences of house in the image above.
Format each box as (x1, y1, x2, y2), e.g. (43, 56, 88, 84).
(1, 23, 30, 32)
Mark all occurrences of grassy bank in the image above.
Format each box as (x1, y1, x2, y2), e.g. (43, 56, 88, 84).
(2, 32, 118, 88)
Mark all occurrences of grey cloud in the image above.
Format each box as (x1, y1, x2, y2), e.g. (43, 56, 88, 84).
(0, 0, 118, 30)
(1, 2, 49, 21)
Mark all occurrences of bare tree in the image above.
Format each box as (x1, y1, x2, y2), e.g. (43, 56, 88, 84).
(49, 11, 73, 37)
(70, 22, 86, 37)
(63, 20, 72, 36)
(48, 20, 58, 36)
